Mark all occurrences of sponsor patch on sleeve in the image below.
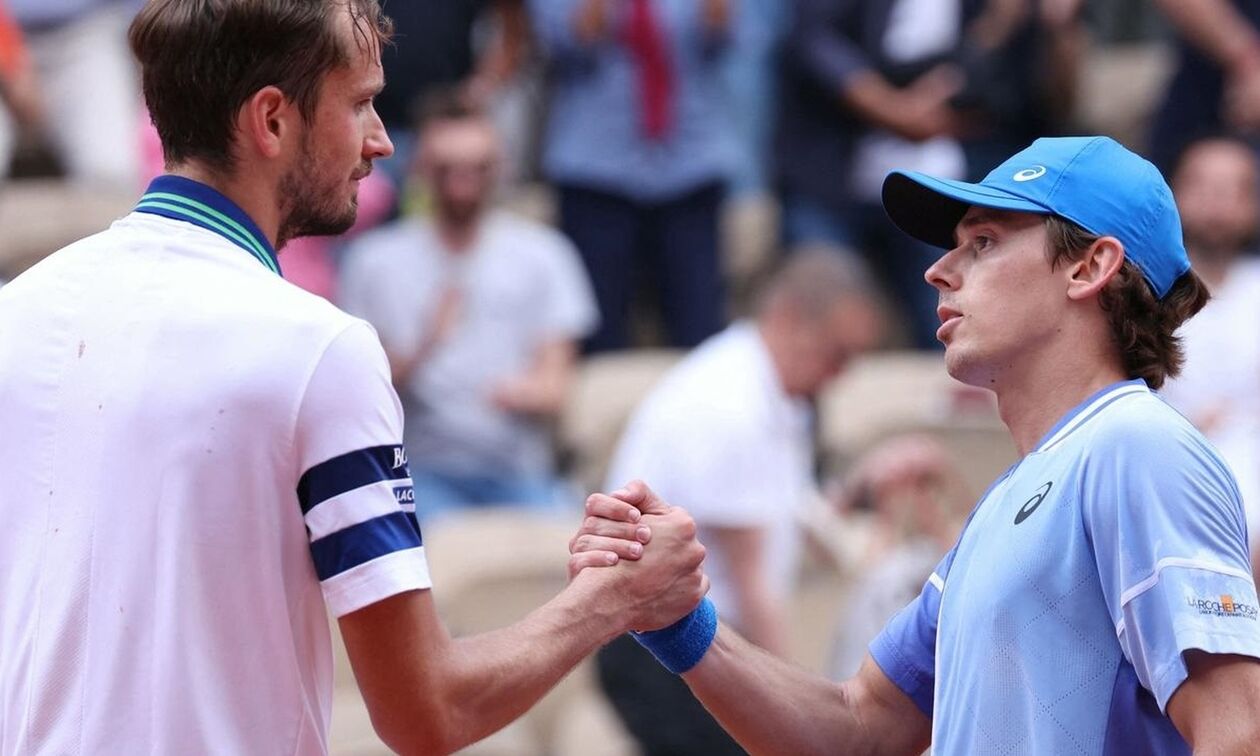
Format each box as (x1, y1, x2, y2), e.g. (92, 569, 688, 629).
(1186, 594, 1259, 620)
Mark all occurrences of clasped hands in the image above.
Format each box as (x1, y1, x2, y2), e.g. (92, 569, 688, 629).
(567, 480, 710, 633)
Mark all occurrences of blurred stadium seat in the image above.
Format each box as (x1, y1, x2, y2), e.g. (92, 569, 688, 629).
(817, 351, 1017, 497)
(559, 349, 684, 494)
(0, 179, 133, 278)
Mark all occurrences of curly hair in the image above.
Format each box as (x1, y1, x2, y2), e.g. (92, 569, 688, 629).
(1045, 217, 1210, 389)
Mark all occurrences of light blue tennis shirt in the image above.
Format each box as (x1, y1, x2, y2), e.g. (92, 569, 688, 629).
(872, 380, 1260, 753)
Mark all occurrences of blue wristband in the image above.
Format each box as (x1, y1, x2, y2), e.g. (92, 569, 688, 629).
(631, 597, 718, 674)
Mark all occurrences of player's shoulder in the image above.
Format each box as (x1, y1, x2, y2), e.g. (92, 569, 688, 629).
(1092, 385, 1195, 436)
(269, 272, 364, 330)
(1077, 382, 1233, 483)
(1079, 384, 1201, 450)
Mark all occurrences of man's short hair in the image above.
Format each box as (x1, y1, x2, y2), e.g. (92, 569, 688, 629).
(129, 0, 392, 172)
(414, 87, 487, 135)
(757, 247, 882, 322)
(1046, 216, 1210, 389)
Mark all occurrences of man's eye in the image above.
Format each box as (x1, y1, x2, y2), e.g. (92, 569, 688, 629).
(974, 236, 993, 252)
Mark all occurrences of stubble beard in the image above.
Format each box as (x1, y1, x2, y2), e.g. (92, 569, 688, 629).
(276, 138, 360, 249)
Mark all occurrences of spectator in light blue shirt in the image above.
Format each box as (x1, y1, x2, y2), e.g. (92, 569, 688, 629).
(528, 0, 737, 352)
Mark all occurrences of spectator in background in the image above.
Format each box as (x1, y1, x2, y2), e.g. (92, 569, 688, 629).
(1160, 136, 1260, 577)
(339, 93, 598, 521)
(952, 0, 1085, 178)
(597, 250, 884, 755)
(529, 0, 736, 352)
(774, 0, 978, 349)
(374, 0, 528, 191)
(6, 0, 142, 188)
(722, 0, 790, 197)
(1150, 0, 1260, 174)
(826, 434, 970, 679)
(0, 0, 41, 179)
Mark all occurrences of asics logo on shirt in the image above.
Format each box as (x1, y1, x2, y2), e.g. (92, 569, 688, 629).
(1014, 481, 1054, 525)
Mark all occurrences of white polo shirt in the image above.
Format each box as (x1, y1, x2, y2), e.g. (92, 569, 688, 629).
(604, 323, 813, 630)
(0, 176, 431, 754)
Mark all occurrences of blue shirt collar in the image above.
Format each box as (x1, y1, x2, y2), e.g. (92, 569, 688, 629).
(134, 175, 281, 275)
(1033, 378, 1149, 454)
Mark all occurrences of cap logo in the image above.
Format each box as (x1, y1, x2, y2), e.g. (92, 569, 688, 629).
(1013, 166, 1047, 182)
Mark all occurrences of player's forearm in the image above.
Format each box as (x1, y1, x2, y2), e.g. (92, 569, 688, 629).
(681, 626, 860, 755)
(683, 629, 930, 756)
(424, 577, 624, 752)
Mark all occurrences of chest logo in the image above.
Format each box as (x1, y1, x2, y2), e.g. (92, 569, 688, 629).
(1014, 481, 1053, 525)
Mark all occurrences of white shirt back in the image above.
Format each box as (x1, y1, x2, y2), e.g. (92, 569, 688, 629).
(0, 179, 430, 754)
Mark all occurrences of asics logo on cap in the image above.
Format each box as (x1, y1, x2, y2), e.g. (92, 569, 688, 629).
(1013, 166, 1047, 182)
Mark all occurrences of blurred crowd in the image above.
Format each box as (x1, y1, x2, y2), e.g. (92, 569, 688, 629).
(3, 0, 1260, 752)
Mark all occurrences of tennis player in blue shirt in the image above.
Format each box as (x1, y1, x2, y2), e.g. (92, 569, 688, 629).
(572, 136, 1260, 753)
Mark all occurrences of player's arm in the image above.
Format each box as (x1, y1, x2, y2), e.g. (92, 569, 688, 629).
(705, 525, 789, 656)
(298, 326, 703, 753)
(1166, 651, 1260, 754)
(684, 632, 930, 755)
(1083, 421, 1260, 752)
(575, 492, 939, 755)
(339, 507, 701, 755)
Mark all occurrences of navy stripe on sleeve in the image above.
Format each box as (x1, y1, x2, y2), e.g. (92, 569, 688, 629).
(297, 445, 410, 514)
(309, 511, 423, 581)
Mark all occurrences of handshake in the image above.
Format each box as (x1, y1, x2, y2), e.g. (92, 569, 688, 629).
(565, 480, 717, 674)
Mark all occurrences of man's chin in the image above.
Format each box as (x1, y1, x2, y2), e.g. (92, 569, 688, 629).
(277, 207, 357, 249)
(942, 346, 983, 387)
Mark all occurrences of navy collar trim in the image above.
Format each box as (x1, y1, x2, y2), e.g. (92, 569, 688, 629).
(134, 175, 280, 275)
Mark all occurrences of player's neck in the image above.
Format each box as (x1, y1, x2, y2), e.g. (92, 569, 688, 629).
(991, 337, 1128, 456)
(166, 163, 282, 250)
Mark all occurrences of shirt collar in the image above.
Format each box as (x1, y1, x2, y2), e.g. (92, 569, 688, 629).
(134, 175, 281, 276)
(1033, 378, 1149, 454)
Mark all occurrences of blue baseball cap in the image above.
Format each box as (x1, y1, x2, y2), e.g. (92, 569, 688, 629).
(882, 136, 1191, 299)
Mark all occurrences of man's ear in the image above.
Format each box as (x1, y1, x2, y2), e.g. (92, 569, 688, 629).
(1065, 236, 1125, 301)
(236, 85, 297, 160)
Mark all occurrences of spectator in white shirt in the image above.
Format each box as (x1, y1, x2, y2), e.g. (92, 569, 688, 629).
(599, 249, 885, 754)
(340, 91, 599, 521)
